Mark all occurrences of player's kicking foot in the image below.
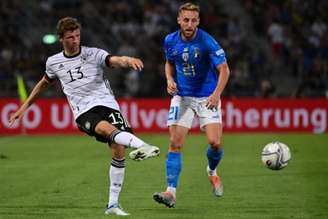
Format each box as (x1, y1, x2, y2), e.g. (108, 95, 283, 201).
(129, 144, 160, 161)
(153, 191, 176, 208)
(105, 203, 130, 216)
(206, 166, 224, 197)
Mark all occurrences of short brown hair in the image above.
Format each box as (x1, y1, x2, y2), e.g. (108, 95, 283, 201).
(179, 2, 200, 14)
(56, 17, 81, 37)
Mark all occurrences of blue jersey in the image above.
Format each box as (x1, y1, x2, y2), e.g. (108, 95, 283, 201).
(164, 28, 226, 97)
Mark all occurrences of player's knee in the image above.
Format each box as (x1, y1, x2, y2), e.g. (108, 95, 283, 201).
(169, 137, 183, 149)
(208, 140, 221, 151)
(95, 126, 108, 137)
(95, 121, 116, 137)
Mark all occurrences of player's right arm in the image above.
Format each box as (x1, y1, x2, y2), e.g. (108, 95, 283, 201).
(163, 34, 178, 96)
(107, 56, 144, 71)
(9, 76, 51, 126)
(165, 60, 177, 95)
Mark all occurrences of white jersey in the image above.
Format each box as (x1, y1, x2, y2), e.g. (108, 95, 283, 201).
(45, 46, 120, 119)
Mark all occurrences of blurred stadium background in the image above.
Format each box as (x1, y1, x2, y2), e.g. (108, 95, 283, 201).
(1, 0, 327, 98)
(1, 0, 328, 218)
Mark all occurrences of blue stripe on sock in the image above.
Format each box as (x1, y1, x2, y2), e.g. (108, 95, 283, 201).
(207, 146, 223, 171)
(166, 152, 182, 188)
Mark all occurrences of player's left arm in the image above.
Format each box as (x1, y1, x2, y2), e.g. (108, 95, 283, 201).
(206, 62, 230, 109)
(205, 34, 230, 109)
(106, 56, 144, 71)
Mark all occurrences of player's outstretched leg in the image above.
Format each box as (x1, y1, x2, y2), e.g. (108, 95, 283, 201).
(129, 144, 160, 161)
(153, 191, 176, 208)
(107, 129, 160, 161)
(105, 203, 130, 216)
(206, 166, 223, 197)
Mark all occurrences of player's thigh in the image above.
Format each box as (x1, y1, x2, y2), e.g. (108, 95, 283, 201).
(100, 106, 132, 133)
(169, 125, 189, 148)
(76, 108, 107, 140)
(167, 95, 195, 129)
(204, 123, 223, 146)
(76, 106, 132, 143)
(197, 100, 222, 131)
(195, 99, 223, 145)
(95, 120, 117, 136)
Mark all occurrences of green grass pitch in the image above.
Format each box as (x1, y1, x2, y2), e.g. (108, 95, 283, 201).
(0, 133, 327, 219)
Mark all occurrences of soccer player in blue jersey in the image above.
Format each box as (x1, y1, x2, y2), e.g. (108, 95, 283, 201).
(153, 2, 230, 208)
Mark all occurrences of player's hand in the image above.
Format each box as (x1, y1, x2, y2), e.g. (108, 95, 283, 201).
(128, 57, 144, 71)
(206, 94, 220, 110)
(9, 109, 24, 127)
(167, 79, 178, 96)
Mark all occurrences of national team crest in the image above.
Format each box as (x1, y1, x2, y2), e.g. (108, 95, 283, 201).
(81, 50, 93, 63)
(194, 47, 200, 58)
(182, 48, 189, 62)
(80, 54, 87, 64)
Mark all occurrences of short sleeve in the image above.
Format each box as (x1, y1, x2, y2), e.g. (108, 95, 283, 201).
(94, 48, 110, 67)
(206, 35, 226, 67)
(45, 58, 56, 81)
(164, 36, 174, 62)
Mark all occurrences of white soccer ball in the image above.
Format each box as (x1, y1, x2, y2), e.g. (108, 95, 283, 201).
(261, 141, 291, 170)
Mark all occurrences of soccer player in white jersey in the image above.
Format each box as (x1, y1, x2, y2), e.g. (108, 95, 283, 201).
(153, 3, 230, 208)
(9, 17, 160, 216)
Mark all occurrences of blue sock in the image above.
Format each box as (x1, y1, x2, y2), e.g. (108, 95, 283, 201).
(207, 146, 223, 170)
(166, 152, 182, 188)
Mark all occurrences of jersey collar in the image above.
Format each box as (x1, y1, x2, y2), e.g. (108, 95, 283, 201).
(63, 46, 81, 58)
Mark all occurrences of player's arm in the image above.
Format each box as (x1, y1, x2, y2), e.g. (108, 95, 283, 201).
(165, 60, 178, 95)
(9, 76, 51, 126)
(213, 62, 230, 97)
(206, 63, 230, 109)
(107, 56, 143, 71)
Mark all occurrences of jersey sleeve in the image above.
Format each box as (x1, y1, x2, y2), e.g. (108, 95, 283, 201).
(206, 35, 227, 67)
(45, 58, 56, 81)
(164, 36, 174, 63)
(94, 48, 110, 67)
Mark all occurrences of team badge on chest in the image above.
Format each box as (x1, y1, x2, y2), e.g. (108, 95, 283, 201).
(194, 47, 200, 59)
(182, 48, 189, 62)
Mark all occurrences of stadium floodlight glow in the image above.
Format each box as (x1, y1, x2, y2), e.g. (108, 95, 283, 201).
(42, 34, 57, 44)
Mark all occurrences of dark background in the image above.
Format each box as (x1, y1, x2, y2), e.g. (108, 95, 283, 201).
(0, 0, 327, 98)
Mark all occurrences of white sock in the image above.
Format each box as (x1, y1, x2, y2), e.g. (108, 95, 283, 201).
(166, 187, 176, 197)
(108, 158, 125, 207)
(208, 169, 217, 176)
(110, 130, 145, 148)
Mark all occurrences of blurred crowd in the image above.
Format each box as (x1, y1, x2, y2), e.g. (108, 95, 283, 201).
(0, 0, 327, 98)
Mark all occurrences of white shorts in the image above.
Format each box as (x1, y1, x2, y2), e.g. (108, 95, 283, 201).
(167, 95, 222, 130)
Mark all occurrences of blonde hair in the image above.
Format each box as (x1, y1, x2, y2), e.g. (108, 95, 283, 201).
(56, 17, 81, 37)
(178, 2, 200, 14)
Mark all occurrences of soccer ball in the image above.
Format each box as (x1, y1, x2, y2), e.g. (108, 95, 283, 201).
(261, 141, 291, 170)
